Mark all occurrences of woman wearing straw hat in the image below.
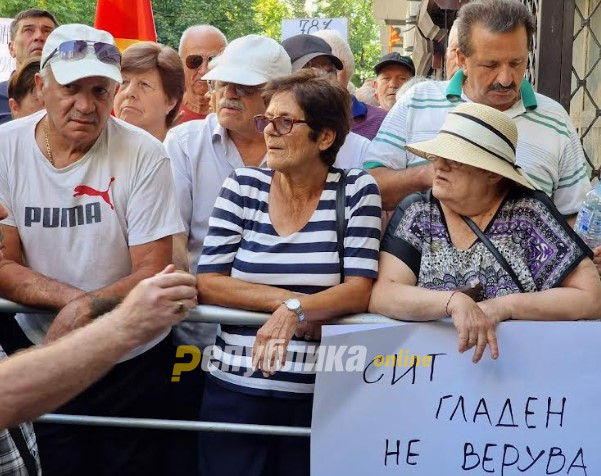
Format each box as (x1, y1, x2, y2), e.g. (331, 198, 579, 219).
(369, 102, 601, 363)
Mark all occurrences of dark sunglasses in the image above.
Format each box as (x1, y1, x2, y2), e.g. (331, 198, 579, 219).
(185, 54, 217, 70)
(254, 115, 310, 135)
(41, 40, 121, 70)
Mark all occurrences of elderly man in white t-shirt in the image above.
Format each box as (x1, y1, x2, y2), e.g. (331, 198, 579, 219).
(0, 24, 184, 476)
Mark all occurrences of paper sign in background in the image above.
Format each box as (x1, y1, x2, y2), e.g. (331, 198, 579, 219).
(281, 17, 348, 42)
(0, 18, 14, 82)
(312, 321, 600, 475)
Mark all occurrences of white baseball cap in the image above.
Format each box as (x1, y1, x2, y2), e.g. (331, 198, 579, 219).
(202, 34, 291, 86)
(41, 24, 122, 85)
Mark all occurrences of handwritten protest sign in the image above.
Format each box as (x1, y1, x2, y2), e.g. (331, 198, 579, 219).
(281, 18, 348, 42)
(0, 18, 14, 82)
(312, 321, 600, 475)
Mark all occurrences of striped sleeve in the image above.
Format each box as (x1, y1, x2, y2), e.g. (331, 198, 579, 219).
(553, 125, 591, 215)
(197, 170, 244, 273)
(344, 170, 382, 278)
(363, 98, 409, 170)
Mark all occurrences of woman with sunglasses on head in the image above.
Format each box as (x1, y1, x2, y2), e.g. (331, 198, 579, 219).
(113, 42, 184, 141)
(369, 102, 601, 364)
(196, 69, 382, 476)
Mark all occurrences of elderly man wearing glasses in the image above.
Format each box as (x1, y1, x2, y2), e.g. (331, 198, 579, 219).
(0, 24, 185, 476)
(177, 24, 227, 123)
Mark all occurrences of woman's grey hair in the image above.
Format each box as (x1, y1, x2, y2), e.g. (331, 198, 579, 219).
(178, 25, 227, 55)
(457, 0, 536, 57)
(396, 75, 428, 102)
(312, 29, 355, 87)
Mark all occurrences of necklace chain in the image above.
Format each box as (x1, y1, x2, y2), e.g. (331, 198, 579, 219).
(43, 118, 55, 167)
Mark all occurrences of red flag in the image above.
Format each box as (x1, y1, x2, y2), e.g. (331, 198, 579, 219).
(94, 0, 157, 51)
(388, 26, 401, 53)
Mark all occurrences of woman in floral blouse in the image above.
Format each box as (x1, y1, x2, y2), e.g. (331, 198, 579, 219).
(369, 102, 601, 363)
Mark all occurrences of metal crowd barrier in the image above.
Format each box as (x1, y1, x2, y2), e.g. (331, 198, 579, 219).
(0, 298, 397, 436)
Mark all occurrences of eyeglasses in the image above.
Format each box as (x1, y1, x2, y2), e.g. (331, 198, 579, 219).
(185, 54, 217, 70)
(208, 80, 262, 98)
(426, 153, 464, 168)
(41, 40, 121, 70)
(254, 115, 310, 135)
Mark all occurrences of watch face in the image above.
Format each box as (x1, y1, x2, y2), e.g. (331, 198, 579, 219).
(287, 298, 301, 310)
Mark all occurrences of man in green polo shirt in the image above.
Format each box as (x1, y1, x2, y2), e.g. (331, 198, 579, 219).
(364, 0, 591, 220)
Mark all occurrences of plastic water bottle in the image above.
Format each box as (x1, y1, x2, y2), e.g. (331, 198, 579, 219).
(575, 183, 601, 250)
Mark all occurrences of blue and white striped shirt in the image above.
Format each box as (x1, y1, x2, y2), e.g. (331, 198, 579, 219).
(198, 167, 381, 397)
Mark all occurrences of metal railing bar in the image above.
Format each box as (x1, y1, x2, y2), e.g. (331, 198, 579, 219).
(0, 299, 400, 325)
(36, 414, 311, 437)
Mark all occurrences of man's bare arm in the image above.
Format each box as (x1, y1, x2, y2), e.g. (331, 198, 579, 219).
(0, 266, 197, 429)
(44, 236, 174, 342)
(172, 232, 190, 271)
(0, 225, 85, 310)
(368, 165, 434, 211)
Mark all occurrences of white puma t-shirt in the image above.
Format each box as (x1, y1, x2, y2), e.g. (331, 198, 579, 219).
(0, 111, 184, 360)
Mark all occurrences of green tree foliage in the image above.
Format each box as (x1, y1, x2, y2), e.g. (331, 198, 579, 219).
(314, 0, 380, 84)
(0, 0, 95, 25)
(255, 0, 292, 41)
(0, 0, 379, 85)
(153, 0, 259, 50)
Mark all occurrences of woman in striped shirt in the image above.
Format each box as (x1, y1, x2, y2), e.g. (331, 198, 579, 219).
(196, 70, 382, 476)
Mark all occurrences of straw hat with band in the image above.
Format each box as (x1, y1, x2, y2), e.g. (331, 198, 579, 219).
(405, 102, 539, 191)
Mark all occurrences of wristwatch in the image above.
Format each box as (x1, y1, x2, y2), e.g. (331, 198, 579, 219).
(284, 298, 305, 322)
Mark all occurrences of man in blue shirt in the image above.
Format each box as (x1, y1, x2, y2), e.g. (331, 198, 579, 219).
(0, 9, 57, 125)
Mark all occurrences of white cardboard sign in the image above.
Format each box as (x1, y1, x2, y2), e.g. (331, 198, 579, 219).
(281, 18, 348, 42)
(0, 18, 14, 82)
(312, 321, 600, 475)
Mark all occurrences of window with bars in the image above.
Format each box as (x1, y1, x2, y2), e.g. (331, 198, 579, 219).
(571, 0, 601, 178)
(519, 0, 539, 89)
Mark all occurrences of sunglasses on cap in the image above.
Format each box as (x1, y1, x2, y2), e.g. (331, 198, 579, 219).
(185, 54, 217, 70)
(41, 40, 121, 70)
(254, 115, 310, 135)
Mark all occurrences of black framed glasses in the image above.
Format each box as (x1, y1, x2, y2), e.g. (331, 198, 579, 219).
(41, 40, 121, 70)
(185, 54, 217, 69)
(254, 115, 310, 135)
(208, 80, 262, 97)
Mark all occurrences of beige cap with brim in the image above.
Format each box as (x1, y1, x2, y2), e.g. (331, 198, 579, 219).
(406, 102, 539, 191)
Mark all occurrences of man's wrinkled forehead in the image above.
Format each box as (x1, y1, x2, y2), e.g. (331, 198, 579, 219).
(12, 15, 57, 40)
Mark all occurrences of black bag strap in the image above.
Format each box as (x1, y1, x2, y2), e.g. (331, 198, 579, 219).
(336, 170, 349, 283)
(461, 215, 525, 293)
(8, 426, 38, 475)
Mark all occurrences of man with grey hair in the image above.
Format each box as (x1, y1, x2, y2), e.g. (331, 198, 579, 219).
(0, 23, 184, 475)
(364, 0, 591, 221)
(312, 29, 387, 140)
(178, 24, 227, 123)
(167, 35, 291, 275)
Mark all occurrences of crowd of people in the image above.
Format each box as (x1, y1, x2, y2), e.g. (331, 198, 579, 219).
(0, 0, 599, 475)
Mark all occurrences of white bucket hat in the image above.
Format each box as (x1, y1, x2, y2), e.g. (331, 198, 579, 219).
(406, 102, 538, 190)
(41, 24, 122, 85)
(202, 34, 291, 86)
